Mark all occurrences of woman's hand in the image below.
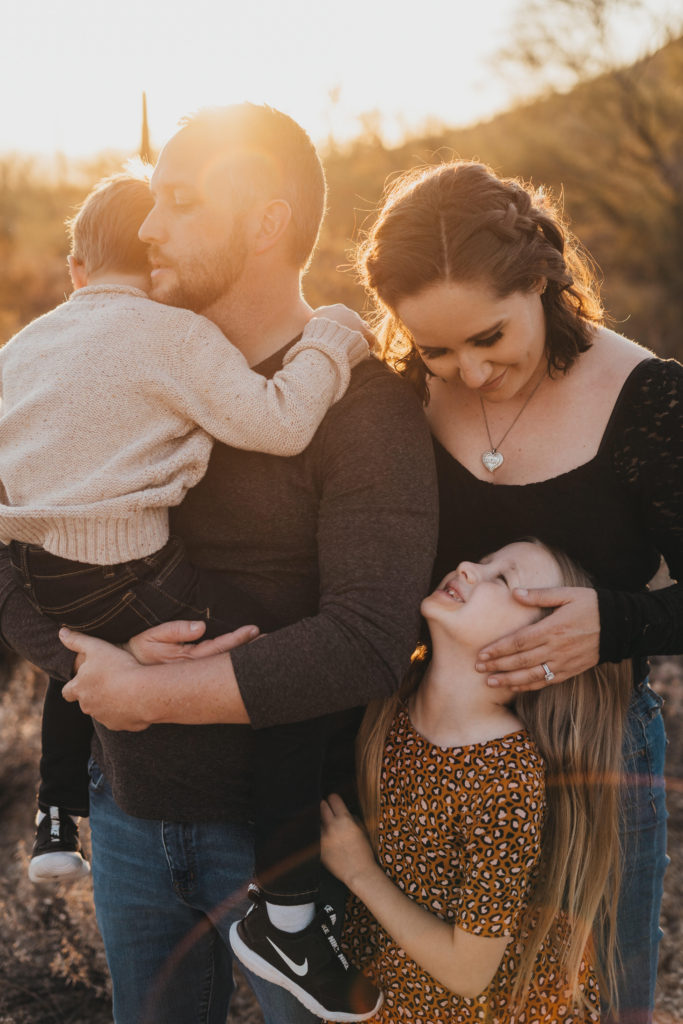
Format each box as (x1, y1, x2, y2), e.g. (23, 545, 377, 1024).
(476, 586, 600, 691)
(321, 793, 379, 892)
(125, 620, 260, 665)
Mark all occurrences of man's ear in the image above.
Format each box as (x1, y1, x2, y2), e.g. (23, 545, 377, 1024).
(67, 255, 89, 290)
(251, 199, 292, 255)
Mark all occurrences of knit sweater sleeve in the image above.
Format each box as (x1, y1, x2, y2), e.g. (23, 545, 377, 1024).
(167, 316, 368, 455)
(230, 367, 439, 729)
(597, 358, 683, 661)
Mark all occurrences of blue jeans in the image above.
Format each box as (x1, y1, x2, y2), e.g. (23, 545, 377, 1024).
(603, 682, 668, 1024)
(88, 761, 320, 1024)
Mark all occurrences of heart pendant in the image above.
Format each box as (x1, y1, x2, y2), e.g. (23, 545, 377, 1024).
(481, 450, 504, 473)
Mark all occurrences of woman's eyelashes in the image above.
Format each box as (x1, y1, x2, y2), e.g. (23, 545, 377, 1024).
(418, 347, 447, 361)
(418, 330, 504, 361)
(473, 329, 504, 348)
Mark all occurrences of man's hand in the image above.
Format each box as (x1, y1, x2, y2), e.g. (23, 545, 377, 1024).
(476, 586, 600, 691)
(60, 630, 151, 731)
(313, 303, 375, 346)
(60, 622, 258, 731)
(125, 620, 260, 665)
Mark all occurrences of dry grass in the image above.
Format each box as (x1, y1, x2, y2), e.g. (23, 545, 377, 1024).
(1, 656, 681, 1024)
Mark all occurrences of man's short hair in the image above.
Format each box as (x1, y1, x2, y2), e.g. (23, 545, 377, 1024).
(67, 173, 153, 276)
(178, 104, 327, 271)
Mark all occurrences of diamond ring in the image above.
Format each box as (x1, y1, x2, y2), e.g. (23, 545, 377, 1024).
(541, 662, 555, 682)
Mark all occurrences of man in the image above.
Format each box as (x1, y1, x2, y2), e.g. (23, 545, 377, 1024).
(1, 104, 437, 1023)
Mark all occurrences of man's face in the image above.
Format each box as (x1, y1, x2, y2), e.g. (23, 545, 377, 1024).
(139, 131, 249, 312)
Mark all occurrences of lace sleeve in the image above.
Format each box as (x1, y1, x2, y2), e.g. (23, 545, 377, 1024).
(597, 358, 683, 661)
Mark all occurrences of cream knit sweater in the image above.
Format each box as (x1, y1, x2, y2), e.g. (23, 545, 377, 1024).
(0, 285, 368, 564)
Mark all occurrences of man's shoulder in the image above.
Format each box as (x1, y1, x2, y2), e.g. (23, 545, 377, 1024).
(312, 355, 433, 465)
(331, 355, 424, 417)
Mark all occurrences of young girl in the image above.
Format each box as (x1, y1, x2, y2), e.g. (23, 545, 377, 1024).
(321, 540, 633, 1023)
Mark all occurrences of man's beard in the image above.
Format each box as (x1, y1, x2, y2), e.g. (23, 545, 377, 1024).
(150, 223, 248, 313)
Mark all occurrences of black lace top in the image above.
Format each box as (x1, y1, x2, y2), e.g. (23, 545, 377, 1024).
(433, 357, 683, 670)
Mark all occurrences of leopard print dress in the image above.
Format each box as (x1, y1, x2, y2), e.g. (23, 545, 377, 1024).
(341, 706, 600, 1023)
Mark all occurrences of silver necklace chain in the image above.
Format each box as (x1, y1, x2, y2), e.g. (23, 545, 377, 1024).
(480, 372, 546, 473)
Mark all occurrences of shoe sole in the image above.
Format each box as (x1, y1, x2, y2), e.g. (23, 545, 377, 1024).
(28, 853, 91, 885)
(229, 922, 383, 1022)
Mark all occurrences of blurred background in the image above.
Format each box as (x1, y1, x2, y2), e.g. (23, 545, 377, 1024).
(1, 0, 682, 1019)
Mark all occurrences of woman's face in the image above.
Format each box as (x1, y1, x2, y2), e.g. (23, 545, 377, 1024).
(395, 278, 547, 402)
(421, 541, 563, 651)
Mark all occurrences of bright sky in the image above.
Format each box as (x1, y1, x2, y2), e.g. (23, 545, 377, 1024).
(2, 0, 678, 160)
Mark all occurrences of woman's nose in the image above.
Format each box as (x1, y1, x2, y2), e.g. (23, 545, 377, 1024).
(457, 355, 490, 389)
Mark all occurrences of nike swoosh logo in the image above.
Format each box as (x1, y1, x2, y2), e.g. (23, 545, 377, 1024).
(266, 937, 309, 977)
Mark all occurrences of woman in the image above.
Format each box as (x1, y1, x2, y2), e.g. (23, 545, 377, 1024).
(356, 161, 681, 1022)
(322, 540, 633, 1022)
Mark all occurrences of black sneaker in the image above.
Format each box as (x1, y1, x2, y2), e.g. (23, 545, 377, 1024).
(28, 806, 91, 884)
(230, 886, 383, 1021)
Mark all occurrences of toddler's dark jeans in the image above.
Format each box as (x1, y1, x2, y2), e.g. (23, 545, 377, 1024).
(11, 536, 343, 903)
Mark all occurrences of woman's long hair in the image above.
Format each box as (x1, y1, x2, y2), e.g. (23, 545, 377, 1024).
(357, 543, 632, 1014)
(356, 161, 605, 405)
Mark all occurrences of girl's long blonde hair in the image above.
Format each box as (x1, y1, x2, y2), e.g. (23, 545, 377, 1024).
(357, 543, 632, 1015)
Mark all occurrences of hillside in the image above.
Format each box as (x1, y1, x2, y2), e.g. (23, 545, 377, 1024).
(1, 37, 682, 363)
(309, 35, 683, 361)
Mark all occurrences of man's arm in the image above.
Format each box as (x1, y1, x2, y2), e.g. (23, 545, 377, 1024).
(232, 367, 438, 727)
(63, 367, 438, 730)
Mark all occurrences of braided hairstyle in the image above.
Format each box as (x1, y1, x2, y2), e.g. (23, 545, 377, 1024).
(357, 162, 604, 403)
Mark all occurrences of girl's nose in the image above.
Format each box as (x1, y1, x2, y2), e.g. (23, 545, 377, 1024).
(456, 561, 478, 584)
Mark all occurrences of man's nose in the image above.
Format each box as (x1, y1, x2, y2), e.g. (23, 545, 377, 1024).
(138, 204, 164, 244)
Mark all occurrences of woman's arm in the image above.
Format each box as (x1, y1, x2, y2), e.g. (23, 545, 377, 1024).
(477, 358, 683, 689)
(321, 795, 509, 999)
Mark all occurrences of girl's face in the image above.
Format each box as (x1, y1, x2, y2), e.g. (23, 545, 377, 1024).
(421, 542, 563, 651)
(395, 278, 547, 402)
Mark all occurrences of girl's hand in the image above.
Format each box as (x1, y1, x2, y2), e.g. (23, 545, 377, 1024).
(125, 620, 260, 665)
(320, 793, 378, 891)
(476, 586, 600, 691)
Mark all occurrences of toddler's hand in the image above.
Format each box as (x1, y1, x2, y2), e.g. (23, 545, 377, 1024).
(125, 620, 260, 665)
(313, 304, 375, 345)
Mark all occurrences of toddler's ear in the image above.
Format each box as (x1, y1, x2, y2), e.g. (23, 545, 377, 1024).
(67, 255, 89, 291)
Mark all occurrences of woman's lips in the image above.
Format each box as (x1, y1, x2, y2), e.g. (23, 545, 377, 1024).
(478, 369, 507, 393)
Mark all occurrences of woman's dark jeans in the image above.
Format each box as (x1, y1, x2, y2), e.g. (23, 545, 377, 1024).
(601, 680, 668, 1024)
